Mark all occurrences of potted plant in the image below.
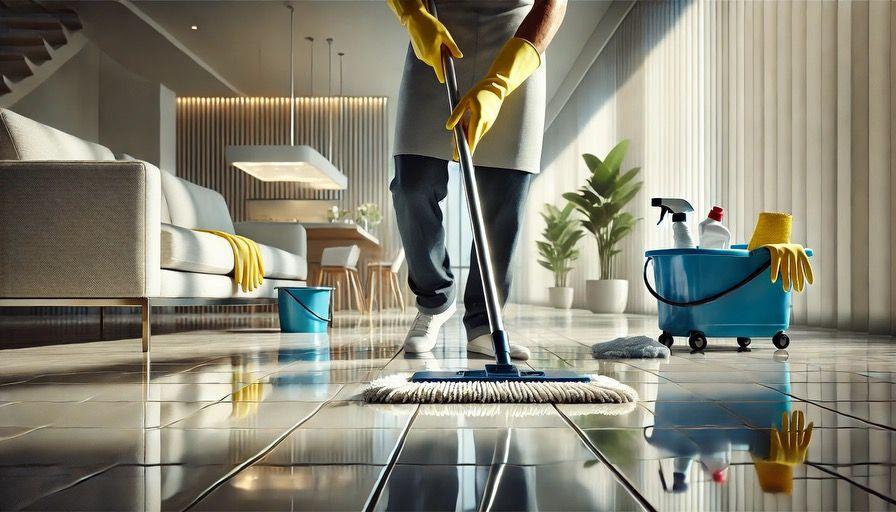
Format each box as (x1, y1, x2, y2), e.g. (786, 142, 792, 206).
(355, 202, 382, 232)
(536, 202, 584, 309)
(563, 140, 643, 313)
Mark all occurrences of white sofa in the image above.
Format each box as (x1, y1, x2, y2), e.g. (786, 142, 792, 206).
(0, 108, 308, 351)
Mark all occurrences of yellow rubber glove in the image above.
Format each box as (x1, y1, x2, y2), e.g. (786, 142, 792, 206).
(751, 411, 813, 494)
(387, 0, 462, 84)
(446, 37, 541, 156)
(768, 410, 814, 466)
(197, 230, 265, 292)
(763, 243, 814, 292)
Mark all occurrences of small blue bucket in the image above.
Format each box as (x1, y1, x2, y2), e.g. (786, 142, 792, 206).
(277, 287, 333, 333)
(644, 244, 812, 339)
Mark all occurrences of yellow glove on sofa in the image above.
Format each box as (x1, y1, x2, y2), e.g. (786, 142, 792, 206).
(196, 230, 265, 293)
(387, 0, 462, 84)
(747, 212, 813, 292)
(446, 37, 541, 156)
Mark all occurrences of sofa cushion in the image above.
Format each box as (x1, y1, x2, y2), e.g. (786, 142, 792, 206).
(160, 223, 307, 280)
(160, 171, 235, 233)
(118, 156, 173, 223)
(159, 269, 304, 299)
(0, 109, 115, 161)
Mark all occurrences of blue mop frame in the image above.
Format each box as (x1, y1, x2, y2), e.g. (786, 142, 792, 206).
(410, 1, 590, 384)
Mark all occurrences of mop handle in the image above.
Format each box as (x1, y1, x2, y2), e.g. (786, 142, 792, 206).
(427, 0, 512, 366)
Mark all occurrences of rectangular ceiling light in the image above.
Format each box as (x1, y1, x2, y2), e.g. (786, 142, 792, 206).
(226, 145, 348, 190)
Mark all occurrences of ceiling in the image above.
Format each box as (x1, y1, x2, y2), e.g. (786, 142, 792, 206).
(125, 0, 613, 103)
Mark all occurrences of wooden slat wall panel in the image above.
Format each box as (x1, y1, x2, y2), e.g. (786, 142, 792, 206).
(176, 97, 391, 240)
(172, 96, 395, 315)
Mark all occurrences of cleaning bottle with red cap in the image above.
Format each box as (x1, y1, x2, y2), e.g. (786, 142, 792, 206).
(699, 206, 731, 249)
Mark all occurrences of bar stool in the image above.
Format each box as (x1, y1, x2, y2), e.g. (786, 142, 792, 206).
(315, 245, 366, 313)
(366, 248, 406, 312)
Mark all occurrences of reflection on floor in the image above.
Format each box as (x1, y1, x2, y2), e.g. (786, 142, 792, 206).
(0, 305, 895, 511)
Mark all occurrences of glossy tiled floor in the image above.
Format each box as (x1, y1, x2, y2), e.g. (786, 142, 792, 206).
(1, 306, 895, 511)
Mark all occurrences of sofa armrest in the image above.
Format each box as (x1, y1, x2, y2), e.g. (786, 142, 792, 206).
(233, 221, 307, 258)
(0, 160, 161, 298)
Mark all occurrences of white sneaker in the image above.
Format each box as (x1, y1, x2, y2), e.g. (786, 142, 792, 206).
(467, 333, 531, 361)
(403, 302, 457, 353)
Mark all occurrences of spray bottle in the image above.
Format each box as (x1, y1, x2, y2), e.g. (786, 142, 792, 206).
(652, 198, 696, 249)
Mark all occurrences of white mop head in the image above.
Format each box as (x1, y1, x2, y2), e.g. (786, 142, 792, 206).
(362, 374, 638, 404)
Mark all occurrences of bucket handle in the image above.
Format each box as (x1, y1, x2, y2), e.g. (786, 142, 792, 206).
(283, 288, 333, 324)
(643, 255, 771, 307)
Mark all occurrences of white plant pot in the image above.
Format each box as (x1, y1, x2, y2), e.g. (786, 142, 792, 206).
(586, 279, 628, 313)
(548, 287, 574, 309)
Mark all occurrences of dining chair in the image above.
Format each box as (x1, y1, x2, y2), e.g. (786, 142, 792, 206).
(366, 247, 406, 312)
(315, 245, 366, 313)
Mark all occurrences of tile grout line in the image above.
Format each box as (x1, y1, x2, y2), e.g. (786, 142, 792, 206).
(18, 464, 120, 510)
(755, 382, 896, 432)
(179, 398, 331, 511)
(362, 406, 420, 512)
(554, 405, 658, 512)
(806, 462, 896, 505)
(358, 342, 421, 511)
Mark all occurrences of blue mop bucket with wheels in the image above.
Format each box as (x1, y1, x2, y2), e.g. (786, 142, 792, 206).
(277, 287, 333, 333)
(643, 244, 812, 351)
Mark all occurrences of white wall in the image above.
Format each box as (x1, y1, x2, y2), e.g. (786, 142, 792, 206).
(10, 43, 101, 142)
(517, 0, 896, 335)
(10, 43, 177, 171)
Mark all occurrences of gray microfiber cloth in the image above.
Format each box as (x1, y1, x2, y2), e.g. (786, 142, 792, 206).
(592, 335, 670, 359)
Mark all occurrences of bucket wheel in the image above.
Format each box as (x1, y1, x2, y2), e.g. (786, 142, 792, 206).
(688, 332, 708, 351)
(658, 332, 674, 348)
(772, 331, 790, 349)
(737, 337, 751, 348)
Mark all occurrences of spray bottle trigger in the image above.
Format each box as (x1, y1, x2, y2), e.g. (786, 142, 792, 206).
(657, 206, 671, 225)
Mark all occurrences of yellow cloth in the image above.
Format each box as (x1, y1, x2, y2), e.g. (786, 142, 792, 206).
(387, 0, 462, 84)
(446, 37, 541, 156)
(747, 212, 793, 250)
(752, 460, 794, 494)
(747, 212, 813, 292)
(196, 230, 265, 292)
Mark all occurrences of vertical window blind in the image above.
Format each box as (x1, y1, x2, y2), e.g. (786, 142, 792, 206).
(517, 0, 895, 335)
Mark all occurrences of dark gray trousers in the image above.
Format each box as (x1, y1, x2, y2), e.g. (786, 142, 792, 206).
(390, 154, 532, 340)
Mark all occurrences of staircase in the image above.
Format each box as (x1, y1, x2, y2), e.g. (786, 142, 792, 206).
(0, 0, 83, 97)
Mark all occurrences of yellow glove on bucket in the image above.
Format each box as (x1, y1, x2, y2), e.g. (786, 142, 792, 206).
(764, 243, 814, 292)
(747, 212, 813, 292)
(751, 411, 814, 495)
(387, 0, 462, 84)
(446, 37, 541, 156)
(768, 410, 814, 466)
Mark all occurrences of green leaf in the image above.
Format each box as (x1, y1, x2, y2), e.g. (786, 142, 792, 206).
(611, 182, 643, 209)
(581, 153, 604, 172)
(615, 167, 641, 189)
(603, 140, 629, 173)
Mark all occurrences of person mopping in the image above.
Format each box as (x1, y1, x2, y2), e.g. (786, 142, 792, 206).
(387, 0, 567, 361)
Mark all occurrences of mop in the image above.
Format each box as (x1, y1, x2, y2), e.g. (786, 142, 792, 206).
(363, 1, 637, 405)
